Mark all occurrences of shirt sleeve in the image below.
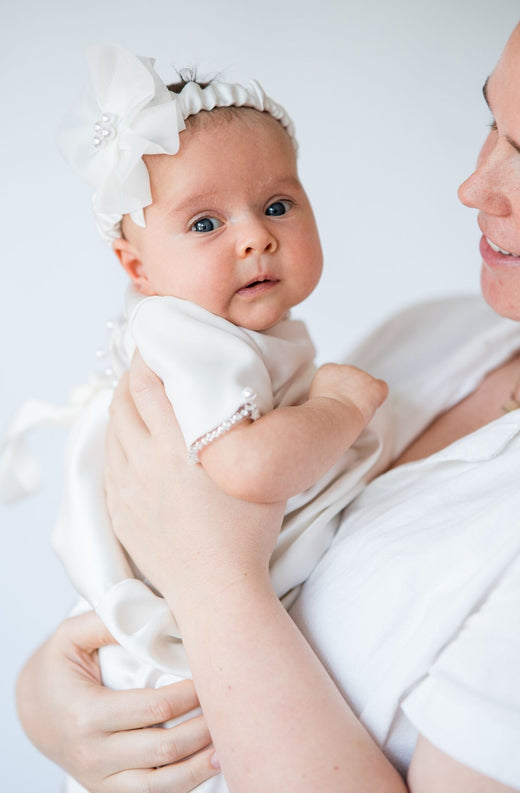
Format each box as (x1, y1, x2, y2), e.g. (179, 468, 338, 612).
(401, 552, 520, 789)
(130, 296, 274, 457)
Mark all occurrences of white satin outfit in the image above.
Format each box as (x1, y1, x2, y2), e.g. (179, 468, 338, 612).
(1, 288, 378, 687)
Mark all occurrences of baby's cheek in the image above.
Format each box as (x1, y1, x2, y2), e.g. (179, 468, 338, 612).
(197, 279, 233, 316)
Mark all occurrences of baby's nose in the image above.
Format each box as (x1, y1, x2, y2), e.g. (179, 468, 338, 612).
(236, 219, 278, 258)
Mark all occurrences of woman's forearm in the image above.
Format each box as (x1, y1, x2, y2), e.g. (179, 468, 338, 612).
(170, 566, 407, 793)
(105, 359, 404, 792)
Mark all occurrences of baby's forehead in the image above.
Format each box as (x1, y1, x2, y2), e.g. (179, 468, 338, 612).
(184, 104, 284, 133)
(149, 106, 290, 159)
(144, 108, 295, 180)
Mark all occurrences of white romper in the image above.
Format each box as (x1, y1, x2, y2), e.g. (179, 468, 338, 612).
(44, 288, 386, 688)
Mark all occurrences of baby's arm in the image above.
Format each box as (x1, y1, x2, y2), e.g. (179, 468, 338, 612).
(200, 363, 388, 503)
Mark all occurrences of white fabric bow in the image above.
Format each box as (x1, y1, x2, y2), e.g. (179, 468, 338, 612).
(58, 44, 297, 244)
(58, 44, 184, 235)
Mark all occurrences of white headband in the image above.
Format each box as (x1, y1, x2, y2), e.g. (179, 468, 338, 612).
(58, 44, 297, 245)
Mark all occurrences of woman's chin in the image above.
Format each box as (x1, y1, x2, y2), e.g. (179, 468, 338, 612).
(481, 263, 520, 322)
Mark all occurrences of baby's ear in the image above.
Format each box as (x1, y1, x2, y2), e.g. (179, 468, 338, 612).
(112, 238, 154, 295)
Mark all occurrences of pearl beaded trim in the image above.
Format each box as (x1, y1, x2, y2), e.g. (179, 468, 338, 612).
(188, 388, 260, 464)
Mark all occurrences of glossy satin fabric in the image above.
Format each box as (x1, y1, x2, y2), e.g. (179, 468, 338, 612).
(47, 289, 389, 686)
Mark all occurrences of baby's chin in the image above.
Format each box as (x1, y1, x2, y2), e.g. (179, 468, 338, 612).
(229, 309, 290, 332)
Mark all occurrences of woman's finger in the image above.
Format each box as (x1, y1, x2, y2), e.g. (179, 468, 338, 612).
(56, 610, 117, 655)
(104, 714, 212, 771)
(95, 679, 201, 733)
(109, 368, 150, 451)
(105, 420, 128, 471)
(128, 352, 183, 441)
(105, 745, 219, 793)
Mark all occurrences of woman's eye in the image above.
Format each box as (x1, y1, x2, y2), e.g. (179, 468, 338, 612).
(265, 200, 291, 217)
(488, 118, 498, 131)
(191, 217, 222, 233)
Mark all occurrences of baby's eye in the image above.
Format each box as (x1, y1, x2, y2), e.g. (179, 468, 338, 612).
(191, 217, 222, 233)
(265, 200, 292, 217)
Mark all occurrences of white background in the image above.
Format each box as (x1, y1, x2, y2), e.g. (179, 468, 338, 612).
(1, 1, 519, 789)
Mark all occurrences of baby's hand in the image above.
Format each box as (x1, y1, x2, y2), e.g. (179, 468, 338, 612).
(309, 363, 388, 424)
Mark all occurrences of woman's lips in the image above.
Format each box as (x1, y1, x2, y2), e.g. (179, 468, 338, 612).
(479, 234, 520, 269)
(236, 278, 280, 297)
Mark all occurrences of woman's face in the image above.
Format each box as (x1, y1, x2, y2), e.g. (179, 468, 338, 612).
(458, 23, 520, 321)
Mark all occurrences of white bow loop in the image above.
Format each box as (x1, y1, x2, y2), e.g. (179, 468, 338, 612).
(58, 44, 183, 221)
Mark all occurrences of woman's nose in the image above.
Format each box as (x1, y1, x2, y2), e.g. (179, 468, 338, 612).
(458, 136, 511, 216)
(236, 218, 278, 258)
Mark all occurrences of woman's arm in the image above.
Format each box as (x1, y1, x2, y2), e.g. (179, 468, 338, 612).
(16, 611, 219, 793)
(106, 357, 404, 793)
(200, 363, 388, 503)
(19, 622, 513, 793)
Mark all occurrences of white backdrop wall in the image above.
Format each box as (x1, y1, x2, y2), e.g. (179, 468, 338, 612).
(1, 1, 518, 789)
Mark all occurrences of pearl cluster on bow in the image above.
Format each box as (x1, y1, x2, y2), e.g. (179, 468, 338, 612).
(92, 113, 118, 148)
(188, 388, 260, 464)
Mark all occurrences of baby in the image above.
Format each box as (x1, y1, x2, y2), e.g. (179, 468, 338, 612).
(1, 45, 387, 715)
(112, 85, 386, 505)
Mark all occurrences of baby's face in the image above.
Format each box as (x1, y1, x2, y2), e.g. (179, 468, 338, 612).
(117, 111, 323, 331)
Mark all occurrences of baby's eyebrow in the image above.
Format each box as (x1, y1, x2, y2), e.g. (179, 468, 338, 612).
(168, 191, 223, 215)
(168, 176, 303, 215)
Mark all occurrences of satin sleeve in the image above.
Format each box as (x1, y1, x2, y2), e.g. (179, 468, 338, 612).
(130, 296, 274, 457)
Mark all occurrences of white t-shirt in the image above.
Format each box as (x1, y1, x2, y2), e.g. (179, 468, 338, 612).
(290, 295, 520, 788)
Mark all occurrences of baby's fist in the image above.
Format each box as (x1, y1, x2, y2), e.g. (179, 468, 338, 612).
(309, 363, 388, 424)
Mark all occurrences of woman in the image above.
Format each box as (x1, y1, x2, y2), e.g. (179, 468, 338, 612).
(17, 22, 520, 793)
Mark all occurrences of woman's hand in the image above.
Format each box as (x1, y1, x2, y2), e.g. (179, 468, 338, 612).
(16, 610, 219, 793)
(105, 354, 286, 613)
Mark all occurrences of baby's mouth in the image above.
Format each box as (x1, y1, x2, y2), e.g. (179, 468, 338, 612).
(237, 276, 280, 295)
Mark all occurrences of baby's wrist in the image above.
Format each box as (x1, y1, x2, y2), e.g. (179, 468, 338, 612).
(310, 394, 366, 427)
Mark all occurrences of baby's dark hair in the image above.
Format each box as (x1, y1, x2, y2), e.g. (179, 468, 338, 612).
(166, 67, 270, 130)
(166, 66, 213, 93)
